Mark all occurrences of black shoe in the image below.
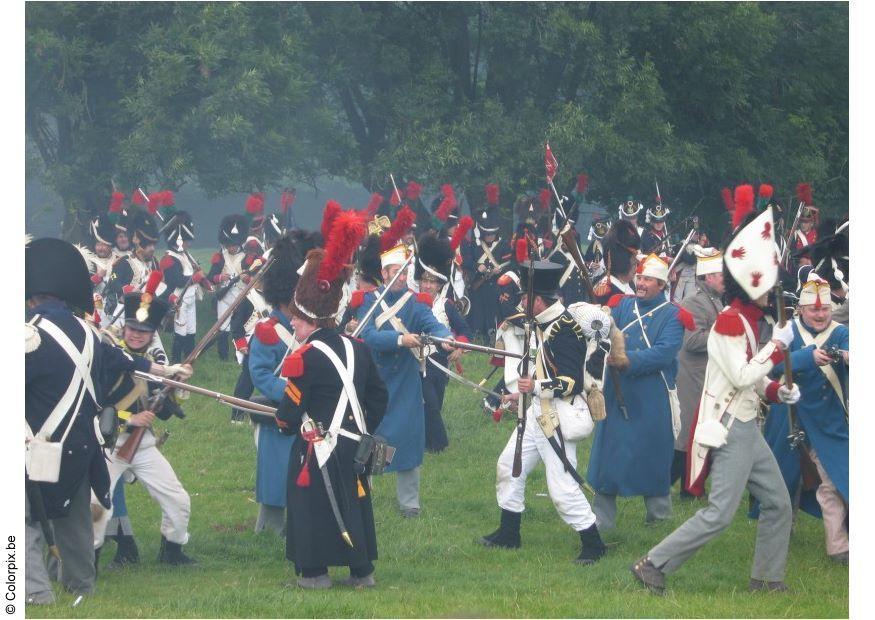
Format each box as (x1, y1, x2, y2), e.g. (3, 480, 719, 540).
(749, 579, 789, 592)
(158, 536, 197, 566)
(476, 509, 521, 549)
(575, 523, 606, 565)
(217, 332, 230, 361)
(631, 556, 666, 594)
(106, 534, 139, 570)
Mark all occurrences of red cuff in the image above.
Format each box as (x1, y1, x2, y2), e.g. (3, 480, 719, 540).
(90, 274, 102, 284)
(234, 337, 248, 351)
(769, 346, 785, 366)
(455, 335, 469, 344)
(765, 380, 782, 404)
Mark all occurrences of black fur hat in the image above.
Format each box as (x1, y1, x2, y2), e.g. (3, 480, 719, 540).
(164, 211, 195, 250)
(414, 232, 453, 282)
(218, 214, 249, 246)
(262, 230, 320, 307)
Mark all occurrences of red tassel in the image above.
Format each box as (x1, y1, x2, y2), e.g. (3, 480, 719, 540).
(296, 443, 313, 487)
(132, 190, 146, 206)
(245, 192, 265, 215)
(492, 408, 502, 423)
(380, 206, 416, 252)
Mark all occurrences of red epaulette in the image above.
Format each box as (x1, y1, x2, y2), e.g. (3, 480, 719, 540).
(254, 317, 280, 345)
(349, 289, 366, 309)
(281, 343, 313, 378)
(417, 292, 434, 305)
(713, 307, 745, 336)
(673, 303, 696, 331)
(606, 293, 630, 308)
(159, 255, 175, 271)
(210, 252, 222, 265)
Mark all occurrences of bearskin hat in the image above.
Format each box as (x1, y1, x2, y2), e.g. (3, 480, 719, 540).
(291, 211, 366, 327)
(26, 237, 95, 314)
(128, 210, 160, 248)
(164, 211, 195, 250)
(604, 219, 640, 277)
(262, 231, 318, 307)
(218, 214, 249, 246)
(356, 234, 383, 287)
(414, 232, 454, 282)
(89, 214, 117, 247)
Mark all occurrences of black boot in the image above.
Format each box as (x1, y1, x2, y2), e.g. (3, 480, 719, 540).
(171, 335, 183, 364)
(106, 534, 140, 570)
(476, 509, 521, 549)
(158, 536, 197, 566)
(575, 523, 606, 565)
(217, 332, 229, 361)
(94, 545, 102, 576)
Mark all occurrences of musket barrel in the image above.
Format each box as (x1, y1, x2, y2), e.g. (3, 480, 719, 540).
(423, 334, 523, 359)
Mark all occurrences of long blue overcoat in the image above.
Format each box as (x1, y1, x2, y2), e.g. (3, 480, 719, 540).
(357, 288, 451, 472)
(248, 309, 295, 508)
(587, 294, 685, 497)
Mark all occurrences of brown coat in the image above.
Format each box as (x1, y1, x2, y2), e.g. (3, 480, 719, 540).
(674, 282, 722, 451)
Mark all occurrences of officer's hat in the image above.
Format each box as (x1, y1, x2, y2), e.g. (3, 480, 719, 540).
(123, 271, 169, 331)
(618, 197, 643, 220)
(128, 210, 160, 248)
(588, 218, 611, 241)
(164, 211, 195, 251)
(476, 207, 500, 234)
(89, 214, 117, 247)
(518, 259, 564, 298)
(25, 237, 95, 314)
(646, 203, 670, 223)
(218, 214, 249, 246)
(414, 233, 453, 282)
(292, 211, 367, 327)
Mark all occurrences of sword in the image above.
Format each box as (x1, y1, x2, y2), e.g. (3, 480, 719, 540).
(427, 357, 504, 400)
(420, 334, 523, 359)
(476, 365, 501, 392)
(301, 419, 354, 548)
(666, 228, 697, 274)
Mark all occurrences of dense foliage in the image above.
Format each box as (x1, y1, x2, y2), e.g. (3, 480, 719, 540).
(26, 2, 848, 239)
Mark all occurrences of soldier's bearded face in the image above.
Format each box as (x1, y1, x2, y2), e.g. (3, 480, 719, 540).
(95, 241, 112, 258)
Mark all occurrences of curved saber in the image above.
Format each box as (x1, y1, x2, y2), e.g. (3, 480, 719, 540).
(427, 358, 503, 400)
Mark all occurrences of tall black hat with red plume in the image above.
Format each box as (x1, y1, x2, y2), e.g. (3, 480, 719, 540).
(123, 270, 169, 331)
(218, 214, 249, 246)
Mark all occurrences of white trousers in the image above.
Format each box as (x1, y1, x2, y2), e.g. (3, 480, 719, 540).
(174, 288, 197, 336)
(92, 430, 191, 547)
(217, 284, 245, 332)
(496, 407, 596, 531)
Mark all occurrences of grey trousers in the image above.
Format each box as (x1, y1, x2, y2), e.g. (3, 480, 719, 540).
(255, 503, 285, 536)
(592, 492, 672, 530)
(26, 479, 96, 602)
(396, 467, 421, 510)
(648, 418, 792, 582)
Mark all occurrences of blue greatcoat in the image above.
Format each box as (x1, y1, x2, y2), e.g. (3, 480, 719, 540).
(248, 309, 296, 508)
(760, 319, 849, 513)
(356, 288, 451, 472)
(587, 294, 685, 497)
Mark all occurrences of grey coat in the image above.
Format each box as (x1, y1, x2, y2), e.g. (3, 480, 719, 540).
(674, 281, 723, 451)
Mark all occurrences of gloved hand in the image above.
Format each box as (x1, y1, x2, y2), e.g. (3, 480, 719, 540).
(771, 322, 795, 348)
(163, 363, 193, 380)
(778, 383, 801, 404)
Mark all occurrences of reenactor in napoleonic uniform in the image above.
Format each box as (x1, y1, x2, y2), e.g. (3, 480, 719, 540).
(582, 218, 610, 286)
(592, 219, 641, 305)
(159, 211, 213, 363)
(208, 214, 250, 361)
(546, 193, 590, 305)
(464, 199, 510, 341)
(76, 212, 120, 327)
(104, 209, 163, 323)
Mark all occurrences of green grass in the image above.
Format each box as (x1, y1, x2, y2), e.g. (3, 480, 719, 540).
(30, 265, 848, 617)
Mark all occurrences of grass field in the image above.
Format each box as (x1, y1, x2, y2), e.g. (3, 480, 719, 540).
(29, 266, 849, 618)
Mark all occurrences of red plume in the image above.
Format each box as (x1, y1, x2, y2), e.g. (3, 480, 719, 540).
(380, 206, 416, 252)
(405, 181, 423, 201)
(317, 211, 367, 284)
(389, 187, 402, 207)
(245, 192, 265, 215)
(365, 192, 383, 216)
(146, 192, 162, 214)
(576, 173, 589, 195)
(450, 215, 474, 251)
(320, 200, 342, 241)
(515, 238, 529, 263)
(538, 188, 551, 211)
(796, 182, 813, 206)
(758, 184, 773, 201)
(721, 187, 734, 213)
(280, 191, 295, 213)
(732, 185, 755, 229)
(109, 192, 125, 213)
(436, 184, 458, 222)
(161, 190, 175, 207)
(132, 190, 146, 206)
(144, 270, 163, 296)
(485, 183, 500, 206)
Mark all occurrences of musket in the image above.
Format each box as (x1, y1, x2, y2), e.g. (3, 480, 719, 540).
(420, 334, 523, 359)
(132, 371, 278, 416)
(666, 228, 697, 275)
(116, 257, 277, 463)
(512, 239, 537, 477)
(351, 252, 416, 338)
(558, 224, 629, 420)
(774, 284, 803, 449)
(780, 201, 805, 267)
